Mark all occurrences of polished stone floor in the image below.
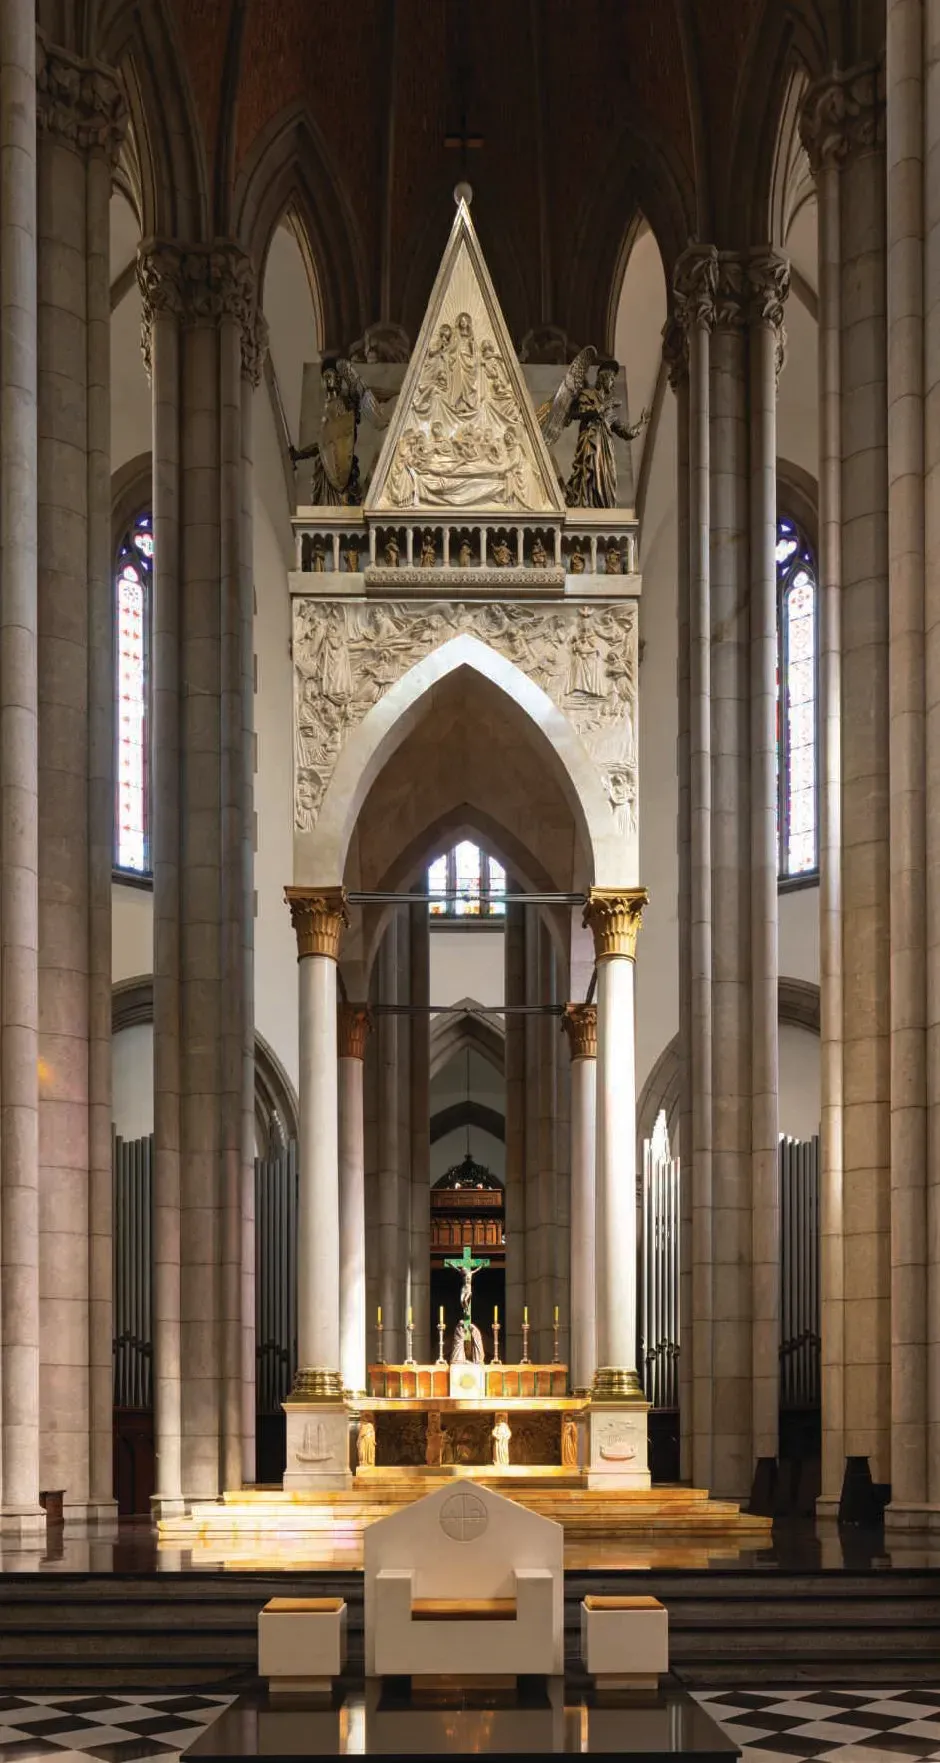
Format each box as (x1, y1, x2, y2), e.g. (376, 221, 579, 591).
(0, 1518, 926, 1576)
(4, 1686, 940, 1763)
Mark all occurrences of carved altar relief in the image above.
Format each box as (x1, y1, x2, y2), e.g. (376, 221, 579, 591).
(293, 599, 637, 833)
(366, 198, 563, 517)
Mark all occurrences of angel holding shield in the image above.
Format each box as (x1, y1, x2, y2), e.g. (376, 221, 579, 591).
(538, 346, 650, 509)
(290, 357, 392, 506)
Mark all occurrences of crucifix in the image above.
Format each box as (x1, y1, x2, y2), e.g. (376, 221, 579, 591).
(442, 1241, 490, 1361)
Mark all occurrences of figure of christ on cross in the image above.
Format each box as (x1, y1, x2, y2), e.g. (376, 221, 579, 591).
(444, 1244, 490, 1364)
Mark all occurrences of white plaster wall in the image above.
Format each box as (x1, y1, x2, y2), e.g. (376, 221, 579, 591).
(113, 1023, 154, 1139)
(263, 222, 320, 446)
(779, 1023, 821, 1140)
(112, 883, 153, 983)
(780, 892, 820, 983)
(429, 928, 505, 1010)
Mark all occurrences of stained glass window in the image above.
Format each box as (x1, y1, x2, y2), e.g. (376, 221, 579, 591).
(428, 842, 506, 918)
(114, 511, 152, 877)
(777, 516, 818, 881)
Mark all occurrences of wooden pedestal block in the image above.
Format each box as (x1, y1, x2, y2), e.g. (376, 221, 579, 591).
(580, 1595, 668, 1689)
(258, 1597, 347, 1697)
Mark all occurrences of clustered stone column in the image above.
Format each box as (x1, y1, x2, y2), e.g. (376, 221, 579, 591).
(138, 239, 266, 1507)
(283, 888, 351, 1489)
(801, 61, 892, 1515)
(562, 1003, 597, 1395)
(34, 34, 125, 1525)
(670, 241, 788, 1500)
(0, 0, 43, 1538)
(582, 889, 650, 1490)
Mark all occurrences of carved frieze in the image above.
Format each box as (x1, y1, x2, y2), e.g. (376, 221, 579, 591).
(293, 599, 637, 835)
(36, 35, 127, 162)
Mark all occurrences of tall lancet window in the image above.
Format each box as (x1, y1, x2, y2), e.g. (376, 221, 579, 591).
(428, 842, 506, 918)
(776, 514, 818, 881)
(114, 511, 153, 878)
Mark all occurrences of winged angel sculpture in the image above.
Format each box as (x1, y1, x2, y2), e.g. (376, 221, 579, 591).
(538, 346, 650, 508)
(290, 358, 392, 506)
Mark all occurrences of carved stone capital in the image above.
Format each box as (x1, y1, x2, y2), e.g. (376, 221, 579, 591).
(713, 253, 749, 333)
(661, 315, 687, 390)
(583, 887, 648, 961)
(285, 886, 349, 961)
(561, 1002, 597, 1061)
(338, 1001, 372, 1059)
(36, 34, 127, 162)
(746, 248, 790, 331)
(800, 59, 885, 175)
(136, 239, 267, 383)
(347, 321, 411, 364)
(672, 244, 719, 334)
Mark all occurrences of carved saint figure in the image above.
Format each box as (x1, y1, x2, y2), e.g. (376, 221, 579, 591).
(491, 537, 513, 567)
(569, 547, 585, 574)
(565, 608, 605, 699)
(290, 359, 391, 506)
(343, 541, 360, 574)
(531, 536, 549, 568)
(308, 606, 354, 703)
(491, 1413, 512, 1468)
(605, 545, 622, 575)
(383, 534, 400, 567)
(450, 1319, 486, 1363)
(311, 540, 326, 573)
(419, 529, 437, 567)
(426, 1409, 444, 1467)
(561, 1413, 579, 1469)
(456, 538, 473, 567)
(539, 347, 649, 508)
(357, 1416, 376, 1468)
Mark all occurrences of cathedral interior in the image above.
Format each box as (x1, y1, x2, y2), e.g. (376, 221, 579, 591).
(0, 0, 939, 1754)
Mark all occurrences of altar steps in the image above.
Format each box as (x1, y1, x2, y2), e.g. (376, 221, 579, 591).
(1, 1567, 940, 1689)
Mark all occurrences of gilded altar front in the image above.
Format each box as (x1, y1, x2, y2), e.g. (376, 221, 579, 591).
(358, 1363, 584, 1476)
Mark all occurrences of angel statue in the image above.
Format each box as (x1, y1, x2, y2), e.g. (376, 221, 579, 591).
(538, 346, 650, 509)
(290, 358, 392, 506)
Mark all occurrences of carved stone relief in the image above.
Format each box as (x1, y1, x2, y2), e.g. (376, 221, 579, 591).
(293, 599, 637, 834)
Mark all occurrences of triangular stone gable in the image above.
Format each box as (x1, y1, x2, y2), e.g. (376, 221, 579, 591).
(366, 198, 564, 516)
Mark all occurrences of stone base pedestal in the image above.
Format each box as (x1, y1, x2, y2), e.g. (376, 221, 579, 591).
(885, 1503, 940, 1533)
(62, 1500, 119, 1528)
(587, 1401, 651, 1490)
(0, 1506, 47, 1538)
(151, 1495, 188, 1521)
(283, 1404, 352, 1491)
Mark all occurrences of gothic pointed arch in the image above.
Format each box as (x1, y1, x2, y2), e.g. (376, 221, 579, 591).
(430, 1002, 505, 1082)
(97, 0, 210, 241)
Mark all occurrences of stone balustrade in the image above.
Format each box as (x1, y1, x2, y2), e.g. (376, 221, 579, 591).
(292, 507, 639, 589)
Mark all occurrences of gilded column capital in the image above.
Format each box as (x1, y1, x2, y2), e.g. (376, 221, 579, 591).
(583, 888, 649, 961)
(337, 1001, 372, 1059)
(136, 238, 267, 383)
(36, 33, 127, 162)
(284, 886, 349, 961)
(672, 243, 719, 334)
(561, 1002, 597, 1061)
(799, 59, 885, 175)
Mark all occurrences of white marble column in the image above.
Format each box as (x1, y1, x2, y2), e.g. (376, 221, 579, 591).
(748, 251, 789, 1472)
(35, 36, 124, 1523)
(409, 898, 430, 1355)
(562, 1004, 597, 1394)
(377, 918, 402, 1361)
(283, 888, 350, 1488)
(673, 246, 717, 1493)
(805, 63, 891, 1492)
(504, 895, 527, 1362)
(0, 0, 44, 1537)
(583, 890, 650, 1490)
(339, 1003, 371, 1398)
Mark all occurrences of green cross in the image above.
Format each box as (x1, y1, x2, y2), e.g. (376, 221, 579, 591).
(444, 1244, 491, 1324)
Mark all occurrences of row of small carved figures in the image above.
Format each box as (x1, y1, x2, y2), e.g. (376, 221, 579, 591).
(355, 1408, 580, 1471)
(299, 531, 633, 574)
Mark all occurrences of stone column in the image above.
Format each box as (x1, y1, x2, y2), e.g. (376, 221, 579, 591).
(376, 918, 402, 1360)
(283, 888, 350, 1488)
(339, 1003, 371, 1399)
(804, 63, 891, 1494)
(673, 246, 717, 1493)
(583, 889, 650, 1489)
(562, 1004, 597, 1395)
(927, 0, 940, 1509)
(800, 90, 846, 1514)
(0, 0, 44, 1537)
(748, 251, 789, 1479)
(138, 241, 264, 1503)
(409, 896, 430, 1357)
(504, 896, 527, 1362)
(35, 36, 124, 1523)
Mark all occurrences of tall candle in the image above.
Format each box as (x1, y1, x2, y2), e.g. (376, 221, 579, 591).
(377, 1306, 382, 1325)
(554, 1306, 559, 1324)
(439, 1305, 444, 1324)
(523, 1306, 528, 1323)
(494, 1304, 499, 1323)
(408, 1306, 413, 1326)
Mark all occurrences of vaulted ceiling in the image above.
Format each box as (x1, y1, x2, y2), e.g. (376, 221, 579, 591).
(101, 0, 869, 353)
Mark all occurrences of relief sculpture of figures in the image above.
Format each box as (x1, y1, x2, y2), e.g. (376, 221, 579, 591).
(290, 358, 392, 506)
(538, 346, 650, 508)
(491, 1412, 512, 1467)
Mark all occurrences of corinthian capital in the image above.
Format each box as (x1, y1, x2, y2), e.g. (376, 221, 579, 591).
(136, 239, 267, 383)
(337, 1001, 372, 1060)
(800, 59, 885, 174)
(36, 33, 127, 162)
(285, 887, 349, 961)
(561, 1002, 597, 1060)
(672, 244, 719, 333)
(583, 888, 649, 961)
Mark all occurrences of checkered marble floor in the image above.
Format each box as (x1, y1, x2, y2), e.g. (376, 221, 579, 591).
(694, 1688, 940, 1763)
(3, 1688, 940, 1762)
(0, 1694, 233, 1762)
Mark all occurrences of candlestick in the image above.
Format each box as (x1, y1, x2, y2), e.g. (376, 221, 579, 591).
(436, 1315, 447, 1366)
(552, 1313, 560, 1364)
(523, 1305, 528, 1324)
(521, 1316, 530, 1364)
(405, 1317, 415, 1365)
(376, 1315, 385, 1365)
(492, 1315, 502, 1365)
